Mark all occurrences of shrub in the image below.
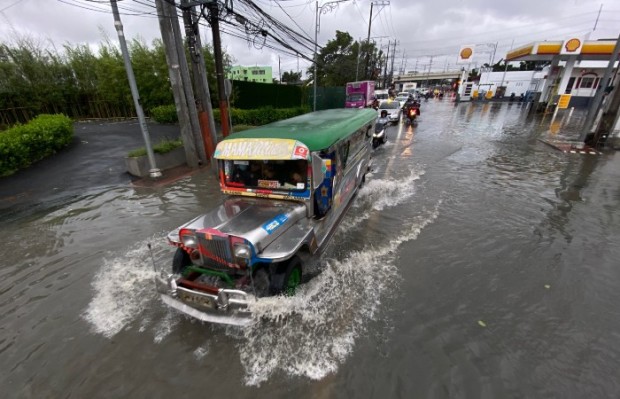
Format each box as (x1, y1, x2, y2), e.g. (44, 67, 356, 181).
(150, 105, 177, 124)
(0, 114, 73, 176)
(127, 138, 183, 158)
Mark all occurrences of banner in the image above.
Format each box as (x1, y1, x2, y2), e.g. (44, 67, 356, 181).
(457, 44, 475, 64)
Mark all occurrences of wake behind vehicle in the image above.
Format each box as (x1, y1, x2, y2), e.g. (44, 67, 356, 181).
(155, 109, 376, 326)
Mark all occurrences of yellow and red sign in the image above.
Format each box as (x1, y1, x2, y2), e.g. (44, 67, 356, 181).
(560, 37, 584, 55)
(457, 44, 475, 64)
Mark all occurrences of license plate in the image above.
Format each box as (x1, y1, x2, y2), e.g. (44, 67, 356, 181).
(179, 290, 215, 309)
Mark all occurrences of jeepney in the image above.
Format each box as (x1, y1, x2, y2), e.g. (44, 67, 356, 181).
(155, 109, 376, 326)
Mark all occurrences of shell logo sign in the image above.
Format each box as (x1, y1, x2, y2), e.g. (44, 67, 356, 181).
(458, 44, 475, 64)
(561, 37, 584, 55)
(460, 47, 473, 59)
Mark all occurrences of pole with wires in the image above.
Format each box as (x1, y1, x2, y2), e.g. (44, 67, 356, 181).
(110, 0, 161, 178)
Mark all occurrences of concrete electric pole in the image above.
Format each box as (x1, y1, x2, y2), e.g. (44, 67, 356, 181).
(110, 0, 161, 178)
(155, 0, 203, 168)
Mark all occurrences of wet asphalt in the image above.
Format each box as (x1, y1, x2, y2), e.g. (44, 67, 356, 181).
(0, 119, 182, 215)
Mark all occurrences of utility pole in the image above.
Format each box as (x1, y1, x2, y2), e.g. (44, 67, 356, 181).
(365, 1, 389, 79)
(425, 55, 434, 87)
(206, 1, 231, 137)
(180, 0, 215, 162)
(389, 40, 397, 87)
(155, 0, 204, 168)
(383, 40, 390, 88)
(110, 0, 161, 178)
(185, 3, 218, 159)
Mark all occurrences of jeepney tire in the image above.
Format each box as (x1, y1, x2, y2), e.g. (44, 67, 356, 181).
(269, 256, 302, 296)
(172, 247, 191, 274)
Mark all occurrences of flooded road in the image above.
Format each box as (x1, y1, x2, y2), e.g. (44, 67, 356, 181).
(2, 101, 619, 398)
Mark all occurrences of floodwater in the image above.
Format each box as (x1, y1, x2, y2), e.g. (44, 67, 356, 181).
(1, 101, 619, 398)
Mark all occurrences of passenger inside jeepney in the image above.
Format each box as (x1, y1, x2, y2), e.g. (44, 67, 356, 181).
(226, 160, 307, 190)
(282, 160, 307, 189)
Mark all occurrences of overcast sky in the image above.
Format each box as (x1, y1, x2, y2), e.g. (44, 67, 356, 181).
(1, 0, 618, 77)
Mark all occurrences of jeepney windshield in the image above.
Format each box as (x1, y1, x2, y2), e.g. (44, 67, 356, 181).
(224, 159, 308, 191)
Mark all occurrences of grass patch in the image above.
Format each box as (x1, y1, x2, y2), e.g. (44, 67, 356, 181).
(127, 138, 183, 158)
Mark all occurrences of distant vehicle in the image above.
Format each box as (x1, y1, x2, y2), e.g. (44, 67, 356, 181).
(345, 80, 376, 108)
(402, 82, 417, 92)
(375, 89, 389, 101)
(395, 94, 411, 108)
(156, 109, 377, 326)
(377, 100, 401, 124)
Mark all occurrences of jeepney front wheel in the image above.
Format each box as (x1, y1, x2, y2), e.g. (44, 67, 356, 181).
(270, 256, 302, 296)
(172, 247, 191, 274)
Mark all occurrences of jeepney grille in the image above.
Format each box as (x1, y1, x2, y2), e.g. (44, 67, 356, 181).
(196, 233, 235, 270)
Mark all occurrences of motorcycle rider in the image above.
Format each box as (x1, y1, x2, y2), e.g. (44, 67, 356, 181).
(378, 109, 389, 124)
(403, 98, 420, 124)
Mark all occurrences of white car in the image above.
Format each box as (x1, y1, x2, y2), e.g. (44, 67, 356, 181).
(377, 100, 401, 124)
(394, 95, 410, 109)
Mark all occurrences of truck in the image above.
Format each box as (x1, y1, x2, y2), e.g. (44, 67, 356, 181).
(401, 82, 418, 93)
(345, 80, 375, 108)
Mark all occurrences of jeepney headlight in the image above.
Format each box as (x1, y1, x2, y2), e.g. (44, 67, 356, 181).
(233, 243, 251, 259)
(179, 228, 197, 249)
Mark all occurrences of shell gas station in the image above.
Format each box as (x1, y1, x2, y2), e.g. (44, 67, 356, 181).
(504, 37, 620, 148)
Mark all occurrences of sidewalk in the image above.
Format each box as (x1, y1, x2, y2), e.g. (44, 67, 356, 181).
(0, 119, 183, 214)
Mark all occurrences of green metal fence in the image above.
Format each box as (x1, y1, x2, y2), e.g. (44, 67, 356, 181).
(230, 80, 305, 109)
(307, 86, 346, 110)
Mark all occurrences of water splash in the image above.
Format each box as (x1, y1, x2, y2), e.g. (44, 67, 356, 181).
(238, 201, 441, 386)
(82, 238, 168, 338)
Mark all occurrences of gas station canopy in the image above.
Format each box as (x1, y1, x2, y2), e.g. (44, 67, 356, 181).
(506, 39, 617, 62)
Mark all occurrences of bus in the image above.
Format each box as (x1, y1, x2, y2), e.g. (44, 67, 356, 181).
(155, 108, 377, 326)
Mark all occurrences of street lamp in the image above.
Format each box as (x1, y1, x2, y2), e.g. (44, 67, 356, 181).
(314, 0, 349, 111)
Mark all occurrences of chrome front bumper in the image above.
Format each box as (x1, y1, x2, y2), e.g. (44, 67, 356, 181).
(156, 275, 254, 327)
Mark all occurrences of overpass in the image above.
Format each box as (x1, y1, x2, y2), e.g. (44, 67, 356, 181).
(394, 70, 462, 86)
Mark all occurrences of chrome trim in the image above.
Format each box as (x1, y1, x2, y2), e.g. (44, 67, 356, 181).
(160, 295, 253, 327)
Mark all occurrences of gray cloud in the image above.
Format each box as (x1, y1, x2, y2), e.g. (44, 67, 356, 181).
(1, 0, 617, 76)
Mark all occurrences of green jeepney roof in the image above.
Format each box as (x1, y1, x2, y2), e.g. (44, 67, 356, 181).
(223, 108, 377, 152)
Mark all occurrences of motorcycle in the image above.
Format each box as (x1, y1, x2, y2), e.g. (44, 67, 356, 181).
(404, 106, 419, 126)
(373, 118, 388, 148)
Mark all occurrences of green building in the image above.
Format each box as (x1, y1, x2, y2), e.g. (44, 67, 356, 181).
(227, 66, 273, 83)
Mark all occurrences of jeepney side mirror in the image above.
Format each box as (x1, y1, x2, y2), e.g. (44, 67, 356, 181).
(311, 153, 326, 190)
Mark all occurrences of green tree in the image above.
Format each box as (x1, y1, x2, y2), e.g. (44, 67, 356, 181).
(281, 70, 302, 84)
(308, 31, 383, 86)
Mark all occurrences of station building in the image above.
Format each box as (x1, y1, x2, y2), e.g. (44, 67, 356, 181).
(504, 38, 619, 109)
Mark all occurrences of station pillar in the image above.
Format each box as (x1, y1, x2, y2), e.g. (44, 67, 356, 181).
(531, 56, 560, 114)
(557, 56, 577, 95)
